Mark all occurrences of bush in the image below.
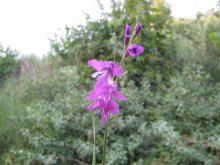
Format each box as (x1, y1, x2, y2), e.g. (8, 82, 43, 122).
(0, 45, 20, 85)
(2, 61, 220, 164)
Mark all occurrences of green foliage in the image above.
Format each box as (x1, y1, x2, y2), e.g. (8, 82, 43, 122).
(0, 45, 20, 85)
(2, 60, 220, 164)
(172, 12, 220, 82)
(0, 77, 27, 164)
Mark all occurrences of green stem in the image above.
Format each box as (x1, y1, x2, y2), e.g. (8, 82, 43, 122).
(92, 112, 96, 165)
(101, 118, 109, 165)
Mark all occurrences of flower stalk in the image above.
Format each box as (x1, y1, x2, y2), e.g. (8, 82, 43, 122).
(101, 118, 109, 165)
(92, 112, 96, 165)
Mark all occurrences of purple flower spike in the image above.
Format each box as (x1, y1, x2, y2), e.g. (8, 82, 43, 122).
(124, 24, 132, 46)
(126, 44, 144, 57)
(87, 22, 145, 125)
(134, 22, 142, 38)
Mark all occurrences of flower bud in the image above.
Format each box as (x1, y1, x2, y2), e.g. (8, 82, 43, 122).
(124, 24, 131, 46)
(125, 23, 132, 35)
(134, 22, 142, 38)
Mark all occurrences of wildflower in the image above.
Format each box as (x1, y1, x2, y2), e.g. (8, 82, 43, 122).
(88, 59, 124, 89)
(124, 24, 132, 47)
(88, 83, 127, 124)
(134, 22, 142, 38)
(88, 82, 127, 101)
(88, 98, 119, 124)
(126, 44, 144, 57)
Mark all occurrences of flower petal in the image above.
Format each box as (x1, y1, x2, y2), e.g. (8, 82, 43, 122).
(109, 100, 119, 115)
(113, 90, 127, 101)
(88, 59, 105, 71)
(112, 63, 124, 76)
(87, 89, 100, 101)
(91, 70, 106, 78)
(95, 72, 109, 89)
(88, 101, 100, 111)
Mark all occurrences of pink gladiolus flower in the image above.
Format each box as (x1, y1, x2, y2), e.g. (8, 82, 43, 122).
(88, 59, 124, 89)
(88, 99, 119, 124)
(88, 83, 127, 124)
(88, 82, 127, 101)
(126, 44, 144, 57)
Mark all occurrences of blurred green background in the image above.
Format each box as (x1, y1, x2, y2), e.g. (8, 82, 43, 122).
(0, 0, 220, 164)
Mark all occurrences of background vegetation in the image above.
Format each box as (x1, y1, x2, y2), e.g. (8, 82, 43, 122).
(0, 0, 220, 164)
